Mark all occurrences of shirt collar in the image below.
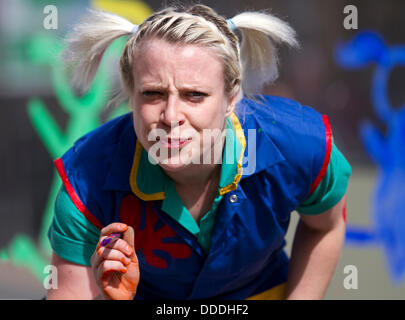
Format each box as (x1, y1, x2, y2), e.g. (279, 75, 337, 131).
(235, 97, 286, 177)
(129, 112, 245, 201)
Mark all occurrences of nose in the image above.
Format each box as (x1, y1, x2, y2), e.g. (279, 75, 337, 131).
(161, 94, 185, 128)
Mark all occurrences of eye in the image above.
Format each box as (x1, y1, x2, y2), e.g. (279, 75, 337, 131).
(142, 90, 162, 97)
(185, 91, 208, 101)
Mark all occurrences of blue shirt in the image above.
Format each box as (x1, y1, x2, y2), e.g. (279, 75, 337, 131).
(48, 95, 351, 299)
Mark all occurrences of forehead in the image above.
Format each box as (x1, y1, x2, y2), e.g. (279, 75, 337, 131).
(133, 38, 224, 86)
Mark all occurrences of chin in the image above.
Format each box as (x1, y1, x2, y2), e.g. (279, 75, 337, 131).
(158, 162, 186, 173)
(157, 155, 197, 173)
(147, 140, 203, 171)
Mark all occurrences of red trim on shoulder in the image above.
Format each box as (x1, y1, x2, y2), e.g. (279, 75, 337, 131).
(309, 115, 333, 195)
(54, 158, 104, 230)
(342, 197, 347, 223)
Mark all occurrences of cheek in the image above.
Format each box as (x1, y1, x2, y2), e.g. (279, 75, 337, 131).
(188, 95, 228, 129)
(191, 99, 228, 131)
(132, 106, 155, 147)
(132, 102, 159, 128)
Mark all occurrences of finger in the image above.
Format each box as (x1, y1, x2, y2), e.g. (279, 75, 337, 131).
(92, 246, 132, 269)
(100, 223, 128, 238)
(91, 236, 118, 266)
(97, 260, 127, 281)
(123, 226, 135, 250)
(96, 234, 120, 252)
(99, 246, 131, 265)
(122, 226, 139, 264)
(100, 233, 122, 247)
(101, 237, 134, 258)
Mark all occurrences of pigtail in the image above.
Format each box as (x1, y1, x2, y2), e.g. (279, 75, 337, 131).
(62, 9, 136, 93)
(230, 11, 299, 95)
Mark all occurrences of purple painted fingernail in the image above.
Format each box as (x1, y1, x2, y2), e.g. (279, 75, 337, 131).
(100, 233, 122, 247)
(100, 237, 113, 247)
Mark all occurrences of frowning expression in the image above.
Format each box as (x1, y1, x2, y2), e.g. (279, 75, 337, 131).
(131, 38, 236, 172)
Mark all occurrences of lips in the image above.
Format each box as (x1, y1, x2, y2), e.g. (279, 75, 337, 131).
(159, 136, 192, 148)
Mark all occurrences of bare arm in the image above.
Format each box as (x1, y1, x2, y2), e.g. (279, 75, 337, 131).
(285, 196, 347, 299)
(46, 252, 101, 300)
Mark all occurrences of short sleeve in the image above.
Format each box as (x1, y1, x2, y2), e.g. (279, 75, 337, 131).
(47, 185, 101, 266)
(297, 140, 352, 215)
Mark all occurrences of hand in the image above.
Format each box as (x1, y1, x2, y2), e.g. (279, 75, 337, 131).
(91, 223, 140, 300)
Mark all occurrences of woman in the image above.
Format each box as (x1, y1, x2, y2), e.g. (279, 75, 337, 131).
(46, 4, 351, 300)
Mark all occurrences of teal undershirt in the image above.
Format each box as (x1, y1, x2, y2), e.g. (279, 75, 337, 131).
(297, 138, 351, 214)
(134, 116, 243, 254)
(47, 185, 100, 266)
(48, 123, 351, 266)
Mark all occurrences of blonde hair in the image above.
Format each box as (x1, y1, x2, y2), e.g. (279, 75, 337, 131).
(62, 4, 298, 106)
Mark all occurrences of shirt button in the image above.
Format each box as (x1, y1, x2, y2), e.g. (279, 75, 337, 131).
(229, 194, 238, 203)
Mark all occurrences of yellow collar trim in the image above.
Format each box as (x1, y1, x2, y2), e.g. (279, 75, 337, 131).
(129, 139, 166, 201)
(218, 112, 246, 196)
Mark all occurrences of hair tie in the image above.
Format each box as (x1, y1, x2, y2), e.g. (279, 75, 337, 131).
(226, 19, 236, 31)
(131, 24, 139, 35)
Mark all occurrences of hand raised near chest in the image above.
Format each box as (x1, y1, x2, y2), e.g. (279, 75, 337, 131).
(91, 223, 140, 300)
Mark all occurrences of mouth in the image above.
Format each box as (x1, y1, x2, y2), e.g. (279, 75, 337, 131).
(158, 136, 192, 148)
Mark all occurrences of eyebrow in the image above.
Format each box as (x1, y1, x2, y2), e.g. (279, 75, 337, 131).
(138, 82, 166, 89)
(139, 83, 212, 92)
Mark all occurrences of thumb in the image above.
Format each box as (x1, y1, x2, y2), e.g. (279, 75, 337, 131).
(123, 225, 135, 251)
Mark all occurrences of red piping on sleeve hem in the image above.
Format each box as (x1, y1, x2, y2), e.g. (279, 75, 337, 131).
(54, 158, 104, 230)
(342, 198, 347, 223)
(309, 115, 333, 195)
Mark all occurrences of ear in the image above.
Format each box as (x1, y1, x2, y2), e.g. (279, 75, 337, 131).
(224, 91, 239, 117)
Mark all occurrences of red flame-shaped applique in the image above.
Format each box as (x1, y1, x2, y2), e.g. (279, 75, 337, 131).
(119, 194, 192, 269)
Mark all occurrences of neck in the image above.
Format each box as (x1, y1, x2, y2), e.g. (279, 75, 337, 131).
(164, 162, 221, 189)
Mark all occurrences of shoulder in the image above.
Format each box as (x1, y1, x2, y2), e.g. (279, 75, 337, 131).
(64, 112, 134, 165)
(237, 95, 328, 140)
(58, 112, 135, 179)
(238, 94, 331, 159)
(237, 95, 333, 203)
(54, 112, 136, 228)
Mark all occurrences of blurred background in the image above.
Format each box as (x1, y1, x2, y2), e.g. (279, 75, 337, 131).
(1, 0, 405, 299)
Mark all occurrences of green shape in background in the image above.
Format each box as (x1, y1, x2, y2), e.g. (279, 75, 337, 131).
(0, 0, 153, 293)
(0, 33, 130, 282)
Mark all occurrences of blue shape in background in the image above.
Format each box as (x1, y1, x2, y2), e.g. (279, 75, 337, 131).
(335, 31, 405, 284)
